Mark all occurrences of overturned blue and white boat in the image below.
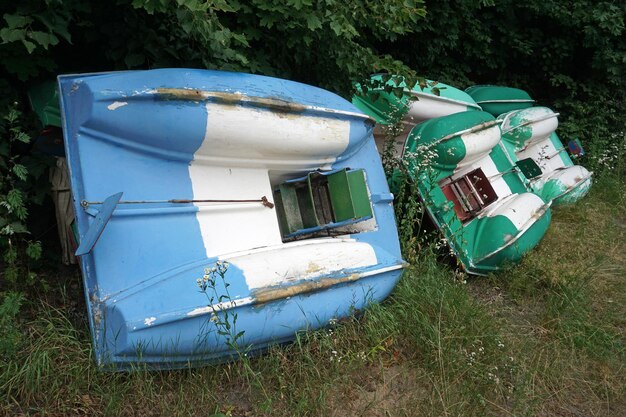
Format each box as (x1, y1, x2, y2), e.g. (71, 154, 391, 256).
(59, 69, 405, 369)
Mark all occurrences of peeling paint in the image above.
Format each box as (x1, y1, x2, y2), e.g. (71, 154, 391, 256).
(107, 101, 128, 111)
(253, 274, 362, 305)
(144, 317, 156, 326)
(306, 262, 323, 274)
(154, 88, 370, 120)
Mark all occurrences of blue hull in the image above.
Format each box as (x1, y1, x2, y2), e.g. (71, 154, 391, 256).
(58, 69, 405, 369)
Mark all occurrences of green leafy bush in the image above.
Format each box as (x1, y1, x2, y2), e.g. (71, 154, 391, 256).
(0, 100, 47, 286)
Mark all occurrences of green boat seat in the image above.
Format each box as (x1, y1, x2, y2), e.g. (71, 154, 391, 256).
(274, 169, 373, 237)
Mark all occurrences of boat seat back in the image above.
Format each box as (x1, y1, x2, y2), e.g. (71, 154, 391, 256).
(440, 167, 498, 221)
(274, 169, 373, 237)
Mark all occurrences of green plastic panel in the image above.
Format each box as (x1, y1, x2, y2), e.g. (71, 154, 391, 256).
(328, 169, 372, 221)
(28, 81, 62, 127)
(516, 158, 543, 179)
(274, 169, 372, 237)
(465, 85, 534, 117)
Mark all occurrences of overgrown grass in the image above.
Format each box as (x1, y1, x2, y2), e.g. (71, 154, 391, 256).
(1, 176, 624, 416)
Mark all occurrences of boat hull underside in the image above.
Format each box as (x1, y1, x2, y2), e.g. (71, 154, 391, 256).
(99, 266, 402, 369)
(58, 69, 405, 369)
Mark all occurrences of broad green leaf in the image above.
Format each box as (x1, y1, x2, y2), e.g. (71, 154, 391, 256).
(27, 31, 59, 49)
(7, 222, 28, 235)
(21, 39, 36, 54)
(3, 14, 33, 29)
(0, 28, 26, 43)
(6, 189, 24, 210)
(329, 20, 343, 36)
(306, 15, 322, 30)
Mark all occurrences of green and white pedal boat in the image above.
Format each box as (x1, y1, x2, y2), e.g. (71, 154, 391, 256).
(352, 74, 481, 153)
(498, 106, 593, 205)
(400, 111, 552, 274)
(465, 85, 535, 117)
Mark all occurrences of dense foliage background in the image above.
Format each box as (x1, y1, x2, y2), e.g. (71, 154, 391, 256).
(1, 0, 625, 283)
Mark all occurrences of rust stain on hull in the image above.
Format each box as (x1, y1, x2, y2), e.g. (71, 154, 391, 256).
(253, 274, 361, 305)
(155, 88, 307, 116)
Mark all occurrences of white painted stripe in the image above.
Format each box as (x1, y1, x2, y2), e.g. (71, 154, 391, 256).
(474, 198, 551, 263)
(532, 165, 592, 191)
(517, 137, 565, 173)
(446, 125, 513, 202)
(481, 192, 546, 229)
(198, 103, 351, 166)
(501, 111, 559, 135)
(188, 165, 283, 257)
(409, 90, 482, 109)
(217, 237, 354, 259)
(457, 125, 502, 170)
(228, 240, 379, 289)
(476, 99, 535, 104)
(405, 94, 479, 124)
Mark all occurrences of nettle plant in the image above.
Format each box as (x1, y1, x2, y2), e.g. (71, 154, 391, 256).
(0, 102, 47, 285)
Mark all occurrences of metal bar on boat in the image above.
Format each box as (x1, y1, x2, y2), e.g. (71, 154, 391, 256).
(81, 196, 275, 209)
(544, 147, 567, 160)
